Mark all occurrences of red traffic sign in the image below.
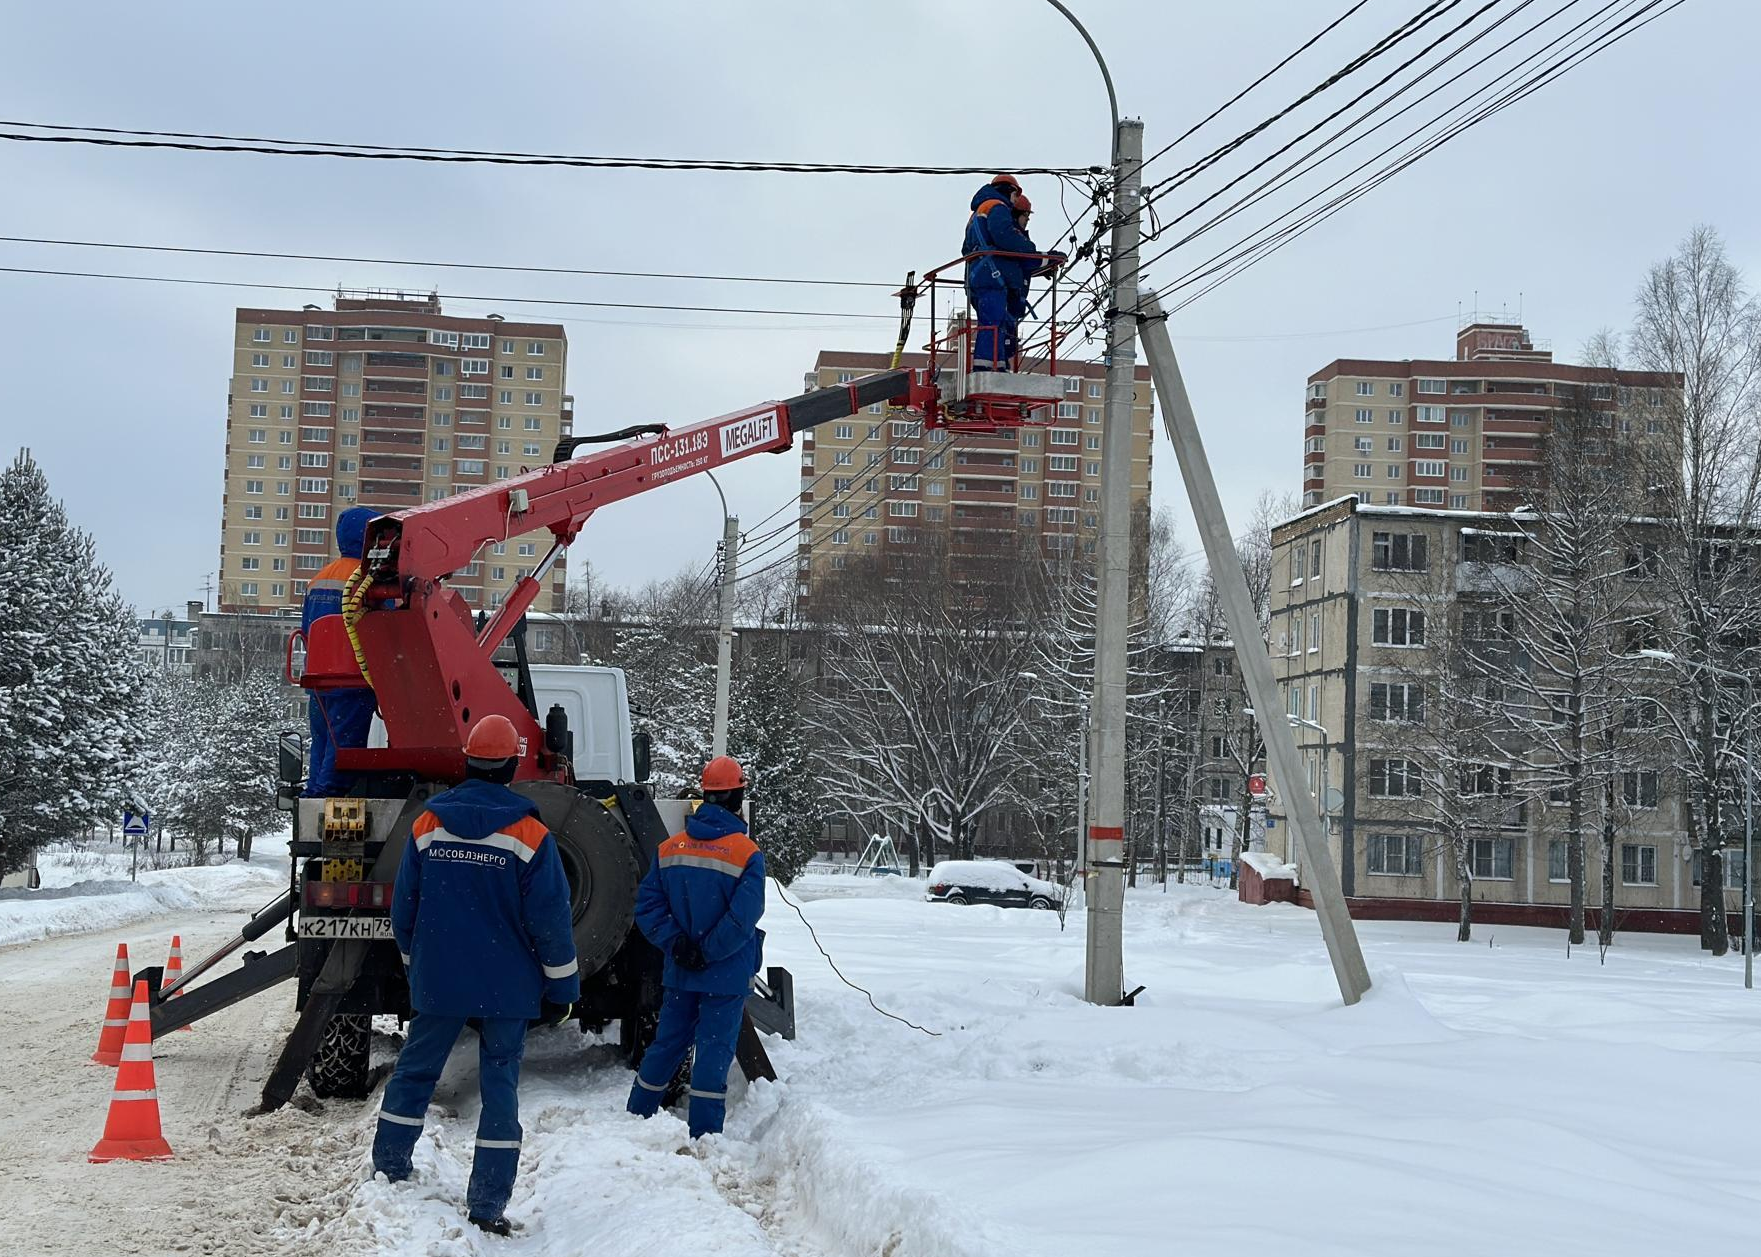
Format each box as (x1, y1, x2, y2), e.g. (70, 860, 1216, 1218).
(1247, 774, 1268, 797)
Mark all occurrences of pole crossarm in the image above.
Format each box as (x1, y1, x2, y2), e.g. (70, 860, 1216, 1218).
(1135, 290, 1373, 1006)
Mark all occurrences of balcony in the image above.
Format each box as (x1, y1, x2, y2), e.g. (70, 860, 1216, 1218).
(360, 479, 422, 499)
(365, 351, 428, 370)
(360, 455, 422, 476)
(361, 429, 425, 452)
(1306, 395, 1328, 411)
(364, 378, 426, 398)
(363, 403, 424, 425)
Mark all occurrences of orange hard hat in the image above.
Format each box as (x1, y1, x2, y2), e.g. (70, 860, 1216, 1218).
(991, 173, 1022, 192)
(464, 714, 520, 761)
(701, 755, 748, 792)
(1012, 194, 1032, 214)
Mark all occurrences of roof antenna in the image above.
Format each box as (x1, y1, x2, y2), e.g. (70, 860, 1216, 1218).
(1518, 290, 1524, 324)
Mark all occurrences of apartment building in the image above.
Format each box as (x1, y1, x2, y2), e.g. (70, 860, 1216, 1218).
(219, 292, 571, 614)
(1265, 496, 1740, 930)
(136, 608, 198, 675)
(795, 351, 1154, 605)
(1301, 320, 1677, 512)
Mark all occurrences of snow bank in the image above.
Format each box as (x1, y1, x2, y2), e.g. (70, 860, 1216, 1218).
(787, 871, 930, 901)
(0, 838, 286, 947)
(1241, 849, 1295, 880)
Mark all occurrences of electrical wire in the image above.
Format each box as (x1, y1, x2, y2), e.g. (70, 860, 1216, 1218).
(1136, 0, 1376, 175)
(0, 120, 1086, 176)
(771, 881, 941, 1037)
(0, 264, 895, 320)
(0, 235, 896, 291)
(1151, 0, 1680, 315)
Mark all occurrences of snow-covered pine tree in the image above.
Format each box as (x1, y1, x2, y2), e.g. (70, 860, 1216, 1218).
(0, 450, 144, 877)
(729, 635, 820, 883)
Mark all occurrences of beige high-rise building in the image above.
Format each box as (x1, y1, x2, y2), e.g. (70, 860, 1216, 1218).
(1301, 320, 1677, 513)
(219, 293, 571, 615)
(795, 350, 1153, 605)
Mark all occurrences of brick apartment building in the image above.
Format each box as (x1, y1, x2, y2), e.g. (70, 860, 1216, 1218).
(1301, 320, 1677, 512)
(219, 292, 571, 615)
(794, 351, 1154, 606)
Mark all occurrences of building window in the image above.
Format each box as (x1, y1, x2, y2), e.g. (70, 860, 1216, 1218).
(1415, 405, 1446, 424)
(1389, 382, 1404, 397)
(1620, 844, 1658, 886)
(1369, 759, 1423, 798)
(1050, 429, 1078, 446)
(461, 359, 489, 376)
(1471, 838, 1514, 880)
(1356, 381, 1375, 396)
(1353, 463, 1372, 479)
(1369, 682, 1424, 722)
(1355, 408, 1374, 424)
(1056, 402, 1080, 419)
(1414, 433, 1445, 450)
(1372, 607, 1426, 646)
(251, 328, 271, 343)
(1622, 771, 1660, 809)
(525, 391, 544, 406)
(244, 479, 264, 494)
(1417, 378, 1446, 394)
(1370, 531, 1428, 571)
(1367, 834, 1423, 877)
(1414, 460, 1447, 478)
(1308, 611, 1320, 653)
(499, 364, 515, 379)
(528, 341, 546, 356)
(239, 557, 260, 571)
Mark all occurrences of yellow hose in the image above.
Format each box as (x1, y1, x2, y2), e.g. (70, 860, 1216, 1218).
(340, 564, 374, 689)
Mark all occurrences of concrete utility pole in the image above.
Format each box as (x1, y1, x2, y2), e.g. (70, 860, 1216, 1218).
(1083, 116, 1144, 1007)
(1136, 290, 1373, 1006)
(711, 512, 739, 758)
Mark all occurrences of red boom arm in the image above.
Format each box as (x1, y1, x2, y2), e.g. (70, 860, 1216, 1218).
(327, 370, 912, 782)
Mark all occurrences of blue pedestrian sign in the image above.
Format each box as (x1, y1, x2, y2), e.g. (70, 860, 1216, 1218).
(122, 811, 149, 839)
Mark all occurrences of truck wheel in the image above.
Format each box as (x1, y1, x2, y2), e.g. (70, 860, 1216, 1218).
(306, 1013, 371, 1099)
(526, 789, 642, 979)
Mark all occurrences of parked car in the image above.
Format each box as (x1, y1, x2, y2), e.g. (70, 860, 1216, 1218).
(926, 860, 1063, 910)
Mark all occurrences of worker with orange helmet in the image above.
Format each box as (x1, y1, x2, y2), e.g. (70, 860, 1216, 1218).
(962, 174, 1063, 369)
(626, 754, 765, 1139)
(373, 713, 579, 1237)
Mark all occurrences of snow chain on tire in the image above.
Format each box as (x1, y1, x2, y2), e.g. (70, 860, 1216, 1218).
(307, 1013, 371, 1099)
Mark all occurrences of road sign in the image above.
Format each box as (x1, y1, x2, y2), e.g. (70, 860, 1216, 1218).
(122, 812, 149, 838)
(1247, 774, 1268, 797)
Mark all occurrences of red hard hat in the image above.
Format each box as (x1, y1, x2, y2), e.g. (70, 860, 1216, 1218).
(701, 755, 748, 792)
(991, 173, 1022, 192)
(1012, 194, 1032, 214)
(464, 714, 520, 761)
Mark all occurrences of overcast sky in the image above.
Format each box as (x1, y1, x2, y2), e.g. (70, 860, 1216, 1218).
(3, 0, 1753, 616)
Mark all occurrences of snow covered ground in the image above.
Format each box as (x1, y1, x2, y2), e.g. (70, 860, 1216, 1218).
(0, 837, 288, 946)
(3, 864, 1758, 1255)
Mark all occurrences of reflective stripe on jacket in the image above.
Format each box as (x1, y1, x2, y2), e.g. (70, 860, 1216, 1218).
(390, 778, 580, 1018)
(634, 803, 766, 996)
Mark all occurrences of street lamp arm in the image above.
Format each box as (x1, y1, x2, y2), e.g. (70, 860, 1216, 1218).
(1043, 0, 1120, 159)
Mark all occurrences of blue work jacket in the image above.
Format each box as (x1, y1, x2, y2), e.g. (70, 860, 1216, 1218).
(634, 804, 766, 996)
(962, 184, 1039, 293)
(390, 779, 580, 1019)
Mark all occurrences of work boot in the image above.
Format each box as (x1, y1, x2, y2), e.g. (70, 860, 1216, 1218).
(470, 1215, 512, 1237)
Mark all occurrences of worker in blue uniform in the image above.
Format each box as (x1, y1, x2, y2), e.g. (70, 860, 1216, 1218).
(373, 714, 580, 1237)
(1002, 194, 1062, 331)
(626, 755, 765, 1139)
(301, 504, 381, 796)
(962, 175, 1062, 369)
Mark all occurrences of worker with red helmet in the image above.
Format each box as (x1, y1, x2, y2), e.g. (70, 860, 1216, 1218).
(373, 714, 579, 1237)
(962, 174, 1064, 369)
(626, 754, 766, 1139)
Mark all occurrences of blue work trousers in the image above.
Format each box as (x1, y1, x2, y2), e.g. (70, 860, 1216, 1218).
(969, 287, 1019, 369)
(372, 1012, 528, 1221)
(626, 988, 745, 1138)
(305, 687, 376, 797)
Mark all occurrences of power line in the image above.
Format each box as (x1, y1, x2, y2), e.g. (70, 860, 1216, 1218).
(0, 235, 896, 290)
(0, 264, 895, 320)
(1138, 0, 1465, 201)
(1154, 0, 1683, 316)
(0, 120, 1088, 176)
(1137, 0, 1376, 175)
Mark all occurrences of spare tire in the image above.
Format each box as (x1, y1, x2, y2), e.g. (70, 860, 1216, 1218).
(513, 782, 642, 980)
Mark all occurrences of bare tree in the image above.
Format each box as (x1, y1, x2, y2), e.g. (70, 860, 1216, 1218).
(1628, 226, 1761, 951)
(806, 536, 1047, 866)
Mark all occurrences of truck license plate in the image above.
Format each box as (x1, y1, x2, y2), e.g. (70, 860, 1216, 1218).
(301, 915, 395, 940)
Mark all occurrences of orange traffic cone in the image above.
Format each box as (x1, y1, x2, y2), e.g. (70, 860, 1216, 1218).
(91, 944, 132, 1066)
(162, 935, 192, 1032)
(89, 981, 173, 1163)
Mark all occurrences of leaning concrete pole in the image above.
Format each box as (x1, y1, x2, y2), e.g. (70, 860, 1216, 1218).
(711, 514, 739, 758)
(1135, 290, 1372, 1006)
(1083, 117, 1144, 1006)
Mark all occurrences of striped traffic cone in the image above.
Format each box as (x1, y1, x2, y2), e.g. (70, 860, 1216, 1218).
(91, 944, 132, 1066)
(89, 981, 174, 1162)
(162, 935, 192, 1031)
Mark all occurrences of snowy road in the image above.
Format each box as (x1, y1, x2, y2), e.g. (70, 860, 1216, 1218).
(6, 865, 1761, 1255)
